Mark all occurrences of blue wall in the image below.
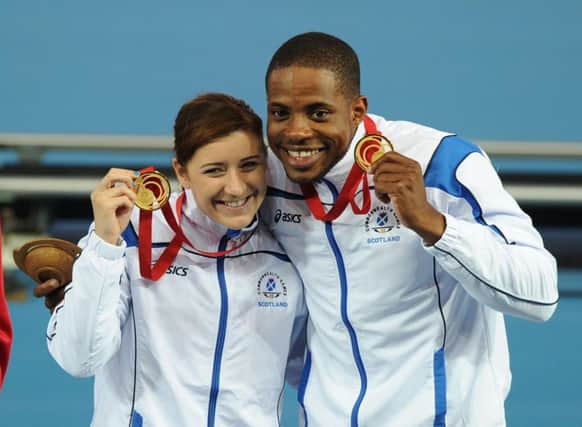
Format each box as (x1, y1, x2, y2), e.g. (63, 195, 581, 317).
(1, 0, 581, 140)
(1, 2, 581, 426)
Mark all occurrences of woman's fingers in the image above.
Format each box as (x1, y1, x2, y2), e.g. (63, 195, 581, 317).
(96, 168, 138, 191)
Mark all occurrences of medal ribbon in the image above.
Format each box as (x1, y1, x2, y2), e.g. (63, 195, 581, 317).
(299, 116, 380, 221)
(137, 167, 256, 281)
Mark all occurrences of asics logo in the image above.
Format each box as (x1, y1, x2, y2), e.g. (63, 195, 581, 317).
(166, 265, 189, 277)
(274, 209, 302, 224)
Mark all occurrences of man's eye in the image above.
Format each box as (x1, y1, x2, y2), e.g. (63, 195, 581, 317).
(271, 109, 288, 119)
(310, 110, 329, 120)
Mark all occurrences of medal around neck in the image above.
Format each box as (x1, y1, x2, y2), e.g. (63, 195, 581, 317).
(134, 170, 171, 211)
(13, 238, 82, 286)
(354, 134, 394, 172)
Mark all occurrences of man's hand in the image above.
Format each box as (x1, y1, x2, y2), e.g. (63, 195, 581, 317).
(33, 279, 66, 313)
(370, 151, 446, 246)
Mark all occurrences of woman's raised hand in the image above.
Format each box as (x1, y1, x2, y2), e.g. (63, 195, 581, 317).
(90, 168, 138, 245)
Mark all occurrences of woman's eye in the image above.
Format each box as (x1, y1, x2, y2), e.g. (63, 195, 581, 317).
(202, 168, 223, 175)
(241, 161, 259, 171)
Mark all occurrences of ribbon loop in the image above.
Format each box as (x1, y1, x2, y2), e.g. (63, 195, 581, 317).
(299, 115, 381, 222)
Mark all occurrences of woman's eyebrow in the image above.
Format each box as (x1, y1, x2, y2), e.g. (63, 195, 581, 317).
(200, 161, 225, 168)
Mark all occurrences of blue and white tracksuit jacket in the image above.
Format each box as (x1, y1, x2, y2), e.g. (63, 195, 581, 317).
(262, 114, 558, 427)
(47, 191, 307, 427)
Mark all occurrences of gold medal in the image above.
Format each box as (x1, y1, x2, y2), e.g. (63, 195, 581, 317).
(354, 134, 393, 172)
(134, 170, 171, 211)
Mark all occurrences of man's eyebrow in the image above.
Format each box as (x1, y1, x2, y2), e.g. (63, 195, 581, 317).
(306, 102, 334, 110)
(267, 101, 334, 110)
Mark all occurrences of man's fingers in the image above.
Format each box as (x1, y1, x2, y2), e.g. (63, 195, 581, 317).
(373, 173, 409, 185)
(372, 162, 420, 177)
(33, 278, 62, 297)
(376, 191, 391, 204)
(374, 176, 417, 204)
(370, 151, 419, 174)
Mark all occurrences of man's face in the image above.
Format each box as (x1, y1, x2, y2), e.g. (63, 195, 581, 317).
(266, 66, 366, 183)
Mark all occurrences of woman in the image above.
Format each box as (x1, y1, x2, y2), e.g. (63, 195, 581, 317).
(46, 93, 306, 427)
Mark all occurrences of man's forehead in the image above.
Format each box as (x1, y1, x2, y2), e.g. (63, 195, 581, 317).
(267, 66, 343, 101)
(268, 67, 338, 88)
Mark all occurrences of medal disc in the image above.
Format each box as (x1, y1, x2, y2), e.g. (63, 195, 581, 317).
(354, 134, 393, 172)
(134, 170, 171, 211)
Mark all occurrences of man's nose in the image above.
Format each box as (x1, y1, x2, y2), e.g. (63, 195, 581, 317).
(284, 115, 312, 140)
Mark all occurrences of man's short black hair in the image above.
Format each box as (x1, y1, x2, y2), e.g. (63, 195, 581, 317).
(266, 32, 360, 99)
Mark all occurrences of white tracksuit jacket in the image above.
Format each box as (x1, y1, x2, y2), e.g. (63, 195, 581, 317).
(47, 191, 307, 427)
(262, 114, 558, 427)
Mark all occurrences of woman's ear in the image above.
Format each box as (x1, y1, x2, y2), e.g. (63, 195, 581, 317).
(172, 158, 190, 189)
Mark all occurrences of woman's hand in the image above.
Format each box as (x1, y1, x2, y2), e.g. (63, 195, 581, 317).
(91, 168, 138, 245)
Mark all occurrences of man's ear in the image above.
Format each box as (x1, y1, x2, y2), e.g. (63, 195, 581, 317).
(172, 158, 190, 189)
(352, 95, 368, 125)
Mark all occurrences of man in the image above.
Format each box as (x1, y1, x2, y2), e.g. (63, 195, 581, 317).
(0, 218, 14, 390)
(261, 32, 558, 426)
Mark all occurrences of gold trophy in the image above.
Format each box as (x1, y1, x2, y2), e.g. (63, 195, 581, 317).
(13, 238, 82, 286)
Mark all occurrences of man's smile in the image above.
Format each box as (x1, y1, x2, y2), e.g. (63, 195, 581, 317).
(279, 146, 326, 169)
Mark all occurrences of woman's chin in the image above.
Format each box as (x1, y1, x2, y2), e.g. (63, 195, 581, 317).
(213, 212, 256, 230)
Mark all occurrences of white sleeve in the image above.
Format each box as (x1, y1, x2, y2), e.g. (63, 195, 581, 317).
(46, 229, 131, 377)
(425, 151, 558, 322)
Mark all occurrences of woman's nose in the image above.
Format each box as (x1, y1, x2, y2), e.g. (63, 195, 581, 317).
(224, 170, 246, 196)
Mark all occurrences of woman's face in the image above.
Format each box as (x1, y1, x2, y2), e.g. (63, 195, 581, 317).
(173, 130, 267, 230)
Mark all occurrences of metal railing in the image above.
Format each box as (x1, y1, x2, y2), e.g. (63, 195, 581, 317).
(1, 132, 582, 204)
